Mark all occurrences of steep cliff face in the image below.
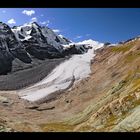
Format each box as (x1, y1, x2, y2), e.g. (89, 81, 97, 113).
(0, 22, 31, 74)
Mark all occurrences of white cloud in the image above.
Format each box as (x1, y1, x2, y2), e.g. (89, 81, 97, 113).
(7, 18, 16, 24)
(2, 10, 6, 13)
(74, 35, 82, 39)
(22, 10, 35, 16)
(30, 17, 38, 22)
(53, 29, 60, 33)
(59, 34, 64, 38)
(40, 20, 50, 26)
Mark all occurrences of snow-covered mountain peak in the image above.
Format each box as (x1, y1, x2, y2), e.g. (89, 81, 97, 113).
(77, 39, 104, 49)
(77, 39, 98, 44)
(11, 22, 71, 50)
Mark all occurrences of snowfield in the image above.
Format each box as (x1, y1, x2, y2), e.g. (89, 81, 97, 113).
(12, 22, 69, 51)
(17, 40, 104, 102)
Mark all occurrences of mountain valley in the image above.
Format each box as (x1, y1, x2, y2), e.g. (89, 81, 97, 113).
(0, 21, 140, 132)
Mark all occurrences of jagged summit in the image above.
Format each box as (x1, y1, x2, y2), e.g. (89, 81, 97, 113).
(0, 21, 93, 75)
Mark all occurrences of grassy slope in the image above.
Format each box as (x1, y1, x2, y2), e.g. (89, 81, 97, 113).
(40, 39, 140, 132)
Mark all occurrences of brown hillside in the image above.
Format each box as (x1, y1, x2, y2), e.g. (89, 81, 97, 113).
(1, 38, 140, 131)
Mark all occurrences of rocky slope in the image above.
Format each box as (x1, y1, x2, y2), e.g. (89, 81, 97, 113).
(30, 36, 140, 132)
(54, 37, 140, 132)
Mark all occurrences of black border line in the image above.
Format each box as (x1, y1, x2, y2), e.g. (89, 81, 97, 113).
(1, 0, 140, 8)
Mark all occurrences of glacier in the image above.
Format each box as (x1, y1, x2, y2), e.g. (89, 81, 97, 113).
(17, 40, 104, 102)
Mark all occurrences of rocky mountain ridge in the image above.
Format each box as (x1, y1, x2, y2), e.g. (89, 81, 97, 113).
(0, 22, 89, 75)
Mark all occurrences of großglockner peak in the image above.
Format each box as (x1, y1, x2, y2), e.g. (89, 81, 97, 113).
(0, 21, 100, 75)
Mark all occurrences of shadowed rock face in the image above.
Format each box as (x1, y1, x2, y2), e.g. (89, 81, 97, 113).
(10, 48, 32, 63)
(0, 50, 13, 75)
(0, 22, 32, 74)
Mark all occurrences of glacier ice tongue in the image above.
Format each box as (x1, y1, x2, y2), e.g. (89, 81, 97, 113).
(18, 40, 104, 102)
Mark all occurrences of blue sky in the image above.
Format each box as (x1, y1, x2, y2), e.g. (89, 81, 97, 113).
(0, 8, 140, 43)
